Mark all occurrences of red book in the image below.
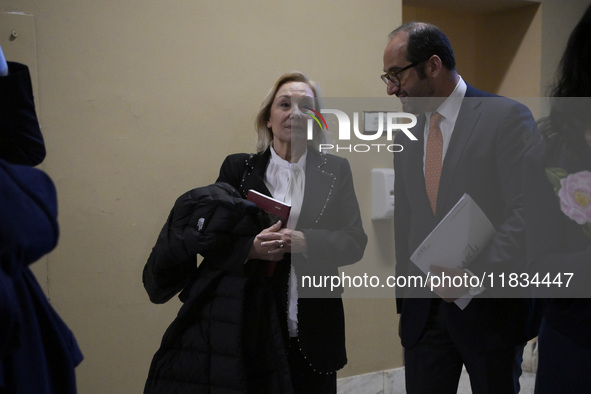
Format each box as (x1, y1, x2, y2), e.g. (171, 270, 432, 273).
(247, 189, 291, 277)
(247, 189, 291, 226)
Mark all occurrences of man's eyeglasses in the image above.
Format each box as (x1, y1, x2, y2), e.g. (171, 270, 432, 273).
(380, 60, 424, 86)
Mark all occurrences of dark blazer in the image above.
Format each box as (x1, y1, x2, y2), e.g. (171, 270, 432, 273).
(393, 84, 537, 352)
(0, 62, 45, 166)
(524, 140, 591, 347)
(216, 147, 367, 373)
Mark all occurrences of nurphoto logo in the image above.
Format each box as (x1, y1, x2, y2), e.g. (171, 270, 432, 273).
(305, 109, 418, 153)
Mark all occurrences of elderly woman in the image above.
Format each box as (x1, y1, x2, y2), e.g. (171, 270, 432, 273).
(144, 72, 366, 393)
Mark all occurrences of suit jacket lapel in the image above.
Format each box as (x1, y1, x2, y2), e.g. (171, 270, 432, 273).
(436, 96, 482, 217)
(407, 114, 434, 216)
(241, 150, 271, 197)
(299, 150, 335, 227)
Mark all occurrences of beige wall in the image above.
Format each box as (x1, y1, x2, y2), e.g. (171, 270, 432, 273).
(404, 0, 591, 97)
(404, 3, 542, 97)
(0, 0, 587, 392)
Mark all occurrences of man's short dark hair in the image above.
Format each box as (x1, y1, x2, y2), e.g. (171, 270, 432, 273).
(389, 22, 456, 76)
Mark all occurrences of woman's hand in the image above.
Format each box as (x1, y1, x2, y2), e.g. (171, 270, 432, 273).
(248, 221, 286, 261)
(255, 222, 307, 257)
(248, 220, 308, 260)
(278, 227, 307, 254)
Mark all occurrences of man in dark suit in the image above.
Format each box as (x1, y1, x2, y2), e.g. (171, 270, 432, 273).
(382, 22, 537, 393)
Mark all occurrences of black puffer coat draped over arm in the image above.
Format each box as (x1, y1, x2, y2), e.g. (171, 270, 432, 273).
(143, 182, 268, 304)
(143, 183, 293, 394)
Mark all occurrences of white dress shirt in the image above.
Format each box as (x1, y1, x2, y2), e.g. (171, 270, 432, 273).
(423, 76, 467, 173)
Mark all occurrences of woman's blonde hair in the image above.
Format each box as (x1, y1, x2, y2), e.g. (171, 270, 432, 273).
(255, 72, 327, 153)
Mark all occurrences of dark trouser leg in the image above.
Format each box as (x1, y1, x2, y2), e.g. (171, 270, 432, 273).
(535, 317, 591, 394)
(404, 300, 464, 394)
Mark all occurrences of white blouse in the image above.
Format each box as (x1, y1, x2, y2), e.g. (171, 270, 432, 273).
(265, 145, 306, 337)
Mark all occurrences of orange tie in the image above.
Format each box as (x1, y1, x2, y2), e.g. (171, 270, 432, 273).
(425, 112, 444, 214)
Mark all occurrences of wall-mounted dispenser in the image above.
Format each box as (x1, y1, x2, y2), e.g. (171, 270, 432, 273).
(371, 168, 395, 220)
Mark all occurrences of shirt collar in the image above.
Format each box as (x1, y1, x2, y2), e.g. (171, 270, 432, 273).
(428, 75, 467, 125)
(269, 145, 307, 169)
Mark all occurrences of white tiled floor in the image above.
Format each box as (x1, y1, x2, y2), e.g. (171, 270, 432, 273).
(338, 368, 536, 394)
(338, 339, 539, 393)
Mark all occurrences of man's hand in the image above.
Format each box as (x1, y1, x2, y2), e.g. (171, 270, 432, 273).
(428, 265, 470, 302)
